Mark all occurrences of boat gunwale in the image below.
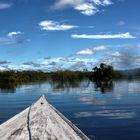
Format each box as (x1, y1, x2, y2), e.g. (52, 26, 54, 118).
(49, 104, 91, 140)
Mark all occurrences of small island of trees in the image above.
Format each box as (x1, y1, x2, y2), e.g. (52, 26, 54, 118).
(91, 63, 122, 82)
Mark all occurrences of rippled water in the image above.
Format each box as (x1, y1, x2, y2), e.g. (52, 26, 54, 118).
(0, 80, 140, 140)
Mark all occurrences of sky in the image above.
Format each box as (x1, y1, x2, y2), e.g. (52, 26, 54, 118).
(0, 0, 140, 71)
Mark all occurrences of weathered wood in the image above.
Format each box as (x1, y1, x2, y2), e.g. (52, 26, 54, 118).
(0, 95, 90, 140)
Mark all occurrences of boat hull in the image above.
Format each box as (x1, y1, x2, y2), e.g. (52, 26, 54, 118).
(0, 95, 90, 140)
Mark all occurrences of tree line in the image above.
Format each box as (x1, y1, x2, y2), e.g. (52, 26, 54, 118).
(0, 63, 134, 90)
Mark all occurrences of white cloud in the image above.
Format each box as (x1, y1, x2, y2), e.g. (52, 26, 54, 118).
(39, 57, 97, 71)
(39, 20, 77, 31)
(74, 3, 98, 16)
(111, 51, 121, 57)
(77, 48, 95, 55)
(72, 32, 136, 39)
(93, 45, 107, 51)
(76, 45, 107, 55)
(102, 0, 113, 5)
(0, 32, 29, 46)
(0, 37, 29, 46)
(91, 0, 112, 6)
(2, 48, 140, 71)
(0, 2, 12, 10)
(91, 0, 102, 5)
(52, 0, 113, 16)
(8, 32, 22, 37)
(118, 21, 125, 26)
(53, 0, 83, 9)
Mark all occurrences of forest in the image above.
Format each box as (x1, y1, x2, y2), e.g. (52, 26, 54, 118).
(0, 63, 139, 90)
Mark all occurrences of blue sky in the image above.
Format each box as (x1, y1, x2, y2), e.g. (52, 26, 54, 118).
(0, 0, 140, 71)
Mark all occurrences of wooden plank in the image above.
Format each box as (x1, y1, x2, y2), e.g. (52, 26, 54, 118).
(0, 95, 90, 140)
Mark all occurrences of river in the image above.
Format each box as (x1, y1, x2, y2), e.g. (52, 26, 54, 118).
(0, 80, 140, 140)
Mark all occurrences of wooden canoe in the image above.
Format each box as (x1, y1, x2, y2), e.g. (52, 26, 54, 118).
(0, 95, 90, 140)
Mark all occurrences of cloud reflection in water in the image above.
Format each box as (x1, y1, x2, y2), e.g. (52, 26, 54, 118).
(75, 110, 136, 119)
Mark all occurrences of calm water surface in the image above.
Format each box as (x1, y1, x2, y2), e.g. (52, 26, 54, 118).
(0, 80, 140, 140)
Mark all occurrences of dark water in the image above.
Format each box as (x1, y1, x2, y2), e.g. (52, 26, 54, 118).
(0, 80, 140, 140)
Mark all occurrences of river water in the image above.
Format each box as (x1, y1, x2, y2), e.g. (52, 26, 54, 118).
(0, 80, 140, 140)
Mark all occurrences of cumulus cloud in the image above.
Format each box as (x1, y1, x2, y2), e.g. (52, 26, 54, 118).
(39, 20, 77, 31)
(8, 32, 22, 37)
(69, 61, 87, 70)
(0, 57, 96, 71)
(2, 47, 140, 71)
(0, 2, 12, 10)
(100, 45, 140, 69)
(72, 32, 136, 39)
(53, 0, 83, 9)
(76, 45, 107, 55)
(2, 44, 140, 71)
(112, 52, 140, 69)
(52, 0, 113, 16)
(74, 2, 98, 16)
(39, 57, 97, 71)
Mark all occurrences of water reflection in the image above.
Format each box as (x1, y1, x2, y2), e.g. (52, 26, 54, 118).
(47, 79, 114, 94)
(94, 81, 114, 93)
(1, 80, 140, 140)
(49, 80, 81, 90)
(0, 83, 16, 93)
(0, 79, 139, 95)
(75, 110, 136, 119)
(0, 80, 114, 94)
(79, 96, 113, 105)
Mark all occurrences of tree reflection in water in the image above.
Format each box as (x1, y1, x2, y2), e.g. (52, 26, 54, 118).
(0, 79, 114, 94)
(49, 79, 114, 93)
(49, 80, 81, 91)
(0, 83, 16, 93)
(94, 81, 114, 93)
